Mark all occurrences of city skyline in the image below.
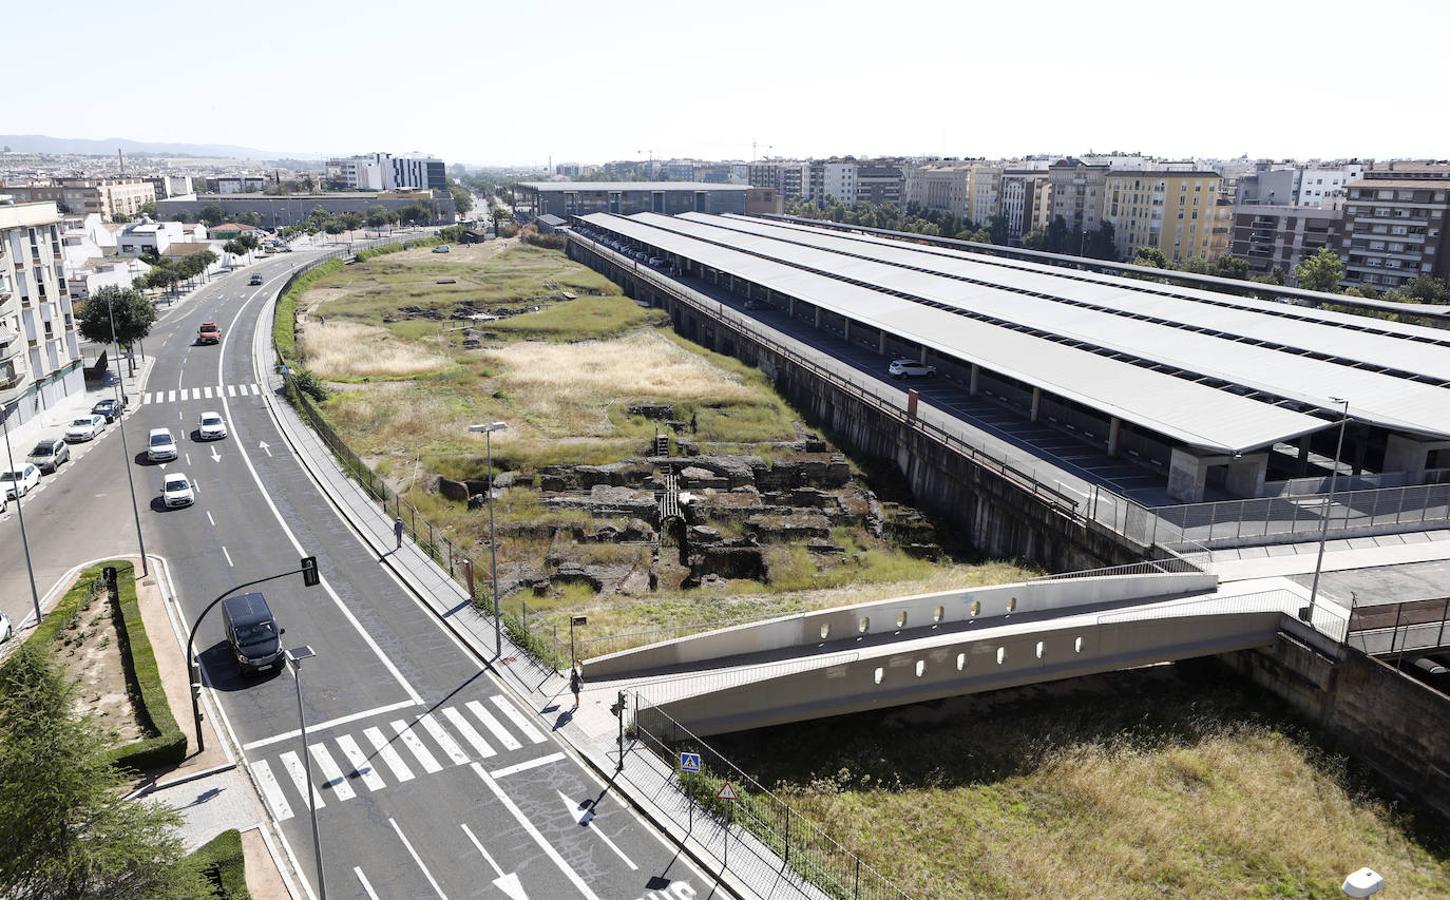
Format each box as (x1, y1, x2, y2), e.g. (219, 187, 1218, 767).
(10, 0, 1448, 166)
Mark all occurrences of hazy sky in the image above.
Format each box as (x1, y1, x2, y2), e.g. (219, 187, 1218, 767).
(12, 0, 1448, 166)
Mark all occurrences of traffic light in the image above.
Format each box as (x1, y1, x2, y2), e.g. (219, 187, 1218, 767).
(300, 556, 319, 588)
(610, 692, 627, 718)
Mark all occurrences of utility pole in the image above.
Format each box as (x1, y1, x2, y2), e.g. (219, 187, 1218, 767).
(468, 422, 508, 656)
(1302, 398, 1351, 626)
(1, 409, 41, 624)
(106, 290, 147, 575)
(611, 691, 627, 772)
(288, 646, 326, 900)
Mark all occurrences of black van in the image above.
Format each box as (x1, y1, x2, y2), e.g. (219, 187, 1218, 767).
(222, 592, 284, 675)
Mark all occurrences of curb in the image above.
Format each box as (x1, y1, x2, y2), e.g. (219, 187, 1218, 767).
(128, 761, 239, 799)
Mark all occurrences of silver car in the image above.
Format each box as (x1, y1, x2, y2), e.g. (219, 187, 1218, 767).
(28, 439, 69, 473)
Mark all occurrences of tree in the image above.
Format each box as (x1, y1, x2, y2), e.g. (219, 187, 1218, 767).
(337, 212, 364, 233)
(138, 201, 157, 218)
(1043, 215, 1071, 254)
(449, 183, 474, 216)
(1211, 255, 1250, 280)
(1404, 274, 1448, 304)
(77, 286, 156, 351)
(1023, 229, 1046, 250)
(1256, 267, 1286, 286)
(1295, 247, 1345, 293)
(198, 204, 225, 226)
(240, 211, 262, 227)
(221, 239, 244, 267)
(364, 205, 391, 231)
(0, 644, 207, 899)
(1134, 247, 1169, 268)
(1084, 221, 1117, 260)
(111, 213, 131, 224)
(987, 213, 1009, 246)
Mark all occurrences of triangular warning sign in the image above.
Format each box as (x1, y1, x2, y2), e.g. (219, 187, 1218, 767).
(716, 781, 739, 802)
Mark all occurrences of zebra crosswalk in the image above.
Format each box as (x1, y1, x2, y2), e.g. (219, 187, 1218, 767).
(250, 695, 549, 822)
(141, 383, 262, 405)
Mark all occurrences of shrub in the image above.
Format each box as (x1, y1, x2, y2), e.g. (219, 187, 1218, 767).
(186, 829, 251, 899)
(108, 561, 187, 773)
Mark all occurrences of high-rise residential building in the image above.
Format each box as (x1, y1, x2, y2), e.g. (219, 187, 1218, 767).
(143, 175, 195, 199)
(856, 164, 904, 206)
(325, 153, 446, 191)
(1101, 169, 1223, 262)
(0, 178, 156, 221)
(903, 163, 972, 218)
(0, 199, 83, 425)
(1048, 158, 1110, 236)
(390, 155, 446, 191)
(1030, 177, 1054, 233)
(748, 162, 808, 199)
(660, 159, 696, 181)
(1295, 164, 1365, 210)
(808, 160, 859, 204)
(1235, 164, 1299, 206)
(1338, 164, 1450, 290)
(1000, 171, 1050, 244)
(1230, 204, 1342, 283)
(966, 165, 1003, 226)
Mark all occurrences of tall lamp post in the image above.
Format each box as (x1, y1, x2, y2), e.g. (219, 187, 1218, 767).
(105, 289, 148, 575)
(287, 645, 326, 900)
(1, 408, 41, 624)
(468, 421, 508, 656)
(1302, 397, 1351, 626)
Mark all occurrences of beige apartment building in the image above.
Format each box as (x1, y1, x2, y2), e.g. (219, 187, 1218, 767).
(2, 178, 156, 221)
(1102, 170, 1223, 262)
(0, 200, 84, 425)
(904, 164, 972, 218)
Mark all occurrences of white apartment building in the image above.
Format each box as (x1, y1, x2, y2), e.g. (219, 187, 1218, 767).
(0, 199, 84, 426)
(1296, 164, 1365, 210)
(327, 153, 446, 191)
(967, 165, 1003, 225)
(904, 164, 972, 218)
(808, 161, 859, 204)
(116, 220, 187, 256)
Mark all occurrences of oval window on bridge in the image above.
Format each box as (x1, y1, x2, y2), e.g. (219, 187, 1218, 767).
(896, 610, 908, 629)
(873, 667, 884, 685)
(996, 647, 1006, 665)
(858, 616, 870, 635)
(933, 605, 945, 623)
(819, 623, 830, 641)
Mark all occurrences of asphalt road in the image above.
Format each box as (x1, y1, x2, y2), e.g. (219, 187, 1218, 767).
(3, 250, 713, 900)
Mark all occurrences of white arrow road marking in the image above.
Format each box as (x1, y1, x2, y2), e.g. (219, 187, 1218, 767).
(211, 446, 221, 462)
(557, 790, 637, 870)
(389, 818, 447, 900)
(473, 764, 600, 900)
(460, 823, 529, 900)
(258, 440, 272, 457)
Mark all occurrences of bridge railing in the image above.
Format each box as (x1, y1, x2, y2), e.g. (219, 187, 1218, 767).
(630, 694, 910, 900)
(1093, 587, 1351, 644)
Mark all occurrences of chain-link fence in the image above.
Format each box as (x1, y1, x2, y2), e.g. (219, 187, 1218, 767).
(630, 694, 910, 900)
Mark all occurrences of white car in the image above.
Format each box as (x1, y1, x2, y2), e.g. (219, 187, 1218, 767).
(2, 463, 41, 499)
(888, 359, 937, 379)
(197, 411, 228, 441)
(65, 414, 107, 443)
(162, 472, 195, 508)
(147, 427, 178, 462)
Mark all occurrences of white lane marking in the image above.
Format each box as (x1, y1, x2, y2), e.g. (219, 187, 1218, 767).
(364, 725, 415, 782)
(460, 824, 530, 900)
(489, 696, 546, 744)
(279, 750, 325, 809)
(227, 384, 237, 397)
(490, 752, 565, 779)
(250, 383, 261, 395)
(144, 391, 153, 404)
(203, 386, 213, 399)
(391, 720, 442, 774)
(242, 699, 418, 750)
(185, 452, 191, 465)
(417, 713, 469, 765)
(251, 759, 294, 821)
(222, 546, 233, 567)
(442, 707, 495, 759)
(354, 868, 381, 900)
(336, 734, 386, 792)
(459, 823, 504, 876)
(309, 743, 356, 800)
(558, 789, 637, 870)
(466, 700, 522, 751)
(207, 511, 216, 526)
(389, 818, 448, 900)
(168, 390, 177, 402)
(473, 763, 601, 900)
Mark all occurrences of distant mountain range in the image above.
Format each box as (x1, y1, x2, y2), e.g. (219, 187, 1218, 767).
(0, 134, 304, 160)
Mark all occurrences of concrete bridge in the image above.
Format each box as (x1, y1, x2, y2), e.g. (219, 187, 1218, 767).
(583, 567, 1354, 738)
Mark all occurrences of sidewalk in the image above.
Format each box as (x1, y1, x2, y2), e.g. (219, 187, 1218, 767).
(1206, 529, 1450, 582)
(254, 302, 826, 899)
(1, 353, 153, 467)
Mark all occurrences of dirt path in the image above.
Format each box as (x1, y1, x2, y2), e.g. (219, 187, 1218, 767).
(50, 582, 144, 747)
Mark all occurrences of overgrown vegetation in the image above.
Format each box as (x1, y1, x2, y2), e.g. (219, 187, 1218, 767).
(273, 257, 341, 365)
(185, 829, 250, 899)
(108, 561, 186, 772)
(700, 664, 1450, 899)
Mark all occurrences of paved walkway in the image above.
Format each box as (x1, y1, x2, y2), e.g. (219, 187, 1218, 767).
(254, 303, 832, 899)
(1207, 529, 1450, 583)
(1, 353, 153, 463)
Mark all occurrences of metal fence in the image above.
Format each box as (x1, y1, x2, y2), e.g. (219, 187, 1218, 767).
(630, 694, 910, 900)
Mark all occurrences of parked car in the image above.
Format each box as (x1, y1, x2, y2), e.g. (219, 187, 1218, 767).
(222, 592, 285, 675)
(91, 397, 126, 423)
(648, 257, 665, 267)
(162, 472, 195, 508)
(248, 274, 264, 285)
(65, 414, 107, 443)
(888, 359, 937, 379)
(197, 411, 228, 441)
(147, 427, 178, 462)
(27, 439, 69, 473)
(0, 611, 10, 643)
(197, 322, 222, 344)
(2, 464, 41, 499)
(432, 244, 451, 253)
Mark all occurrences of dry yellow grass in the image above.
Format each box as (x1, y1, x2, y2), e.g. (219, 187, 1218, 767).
(323, 381, 482, 454)
(300, 320, 449, 379)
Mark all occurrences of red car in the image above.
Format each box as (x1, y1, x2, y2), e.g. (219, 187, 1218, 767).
(197, 322, 222, 345)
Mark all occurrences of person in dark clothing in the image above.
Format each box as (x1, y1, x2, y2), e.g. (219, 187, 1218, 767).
(569, 666, 583, 709)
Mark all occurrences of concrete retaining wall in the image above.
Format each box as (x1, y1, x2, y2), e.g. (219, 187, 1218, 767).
(1219, 634, 1450, 823)
(586, 571, 1216, 678)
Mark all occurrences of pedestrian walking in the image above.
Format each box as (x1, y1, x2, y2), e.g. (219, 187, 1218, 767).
(394, 517, 405, 550)
(569, 666, 583, 710)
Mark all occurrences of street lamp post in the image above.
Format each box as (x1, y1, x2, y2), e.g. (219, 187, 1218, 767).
(287, 645, 327, 900)
(468, 421, 508, 656)
(1, 408, 41, 624)
(105, 289, 148, 576)
(1302, 397, 1351, 625)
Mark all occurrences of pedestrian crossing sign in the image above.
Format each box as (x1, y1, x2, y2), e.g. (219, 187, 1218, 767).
(716, 781, 739, 802)
(679, 752, 702, 773)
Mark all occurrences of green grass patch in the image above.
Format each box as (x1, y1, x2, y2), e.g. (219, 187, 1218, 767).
(273, 258, 341, 366)
(490, 295, 664, 341)
(186, 828, 250, 899)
